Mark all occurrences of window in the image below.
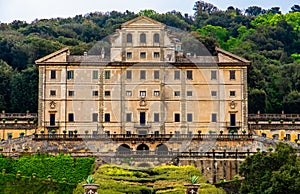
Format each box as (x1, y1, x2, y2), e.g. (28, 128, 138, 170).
(140, 52, 146, 58)
(140, 91, 146, 97)
(154, 113, 159, 122)
(174, 113, 180, 122)
(153, 33, 159, 43)
(187, 70, 193, 80)
(126, 91, 132, 96)
(174, 91, 180, 96)
(154, 52, 160, 58)
(140, 33, 146, 43)
(50, 70, 56, 79)
(68, 113, 74, 122)
(68, 91, 74, 96)
(187, 113, 193, 122)
(126, 113, 132, 122)
(154, 70, 159, 79)
(105, 70, 110, 79)
(140, 70, 146, 79)
(187, 91, 193, 96)
(104, 113, 110, 122)
(154, 91, 160, 96)
(286, 134, 291, 141)
(230, 91, 236, 97)
(211, 113, 217, 122)
(126, 70, 132, 79)
(92, 113, 98, 122)
(230, 70, 236, 80)
(211, 91, 217, 97)
(104, 91, 111, 96)
(67, 70, 74, 79)
(92, 70, 98, 79)
(174, 70, 180, 80)
(92, 90, 98, 96)
(50, 90, 56, 96)
(211, 70, 217, 80)
(126, 52, 132, 59)
(127, 33, 132, 43)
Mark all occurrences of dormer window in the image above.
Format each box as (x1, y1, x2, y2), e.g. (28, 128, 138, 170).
(140, 33, 146, 43)
(127, 33, 132, 43)
(154, 33, 159, 43)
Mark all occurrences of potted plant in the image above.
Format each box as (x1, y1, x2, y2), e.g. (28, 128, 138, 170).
(255, 120, 259, 124)
(2, 118, 5, 124)
(8, 134, 12, 139)
(230, 130, 235, 135)
(82, 176, 99, 194)
(74, 130, 78, 138)
(40, 130, 45, 134)
(14, 119, 18, 124)
(47, 175, 52, 181)
(292, 119, 295, 124)
(16, 170, 21, 177)
(256, 147, 261, 152)
(32, 173, 37, 178)
(242, 130, 246, 134)
(51, 129, 56, 134)
(268, 120, 272, 124)
(23, 147, 29, 151)
(184, 175, 200, 194)
(280, 119, 284, 124)
(63, 130, 67, 134)
(295, 139, 298, 143)
(62, 177, 67, 182)
(220, 130, 223, 135)
(268, 147, 273, 152)
(197, 130, 201, 135)
(261, 132, 266, 137)
(272, 134, 277, 139)
(0, 147, 3, 152)
(12, 147, 16, 152)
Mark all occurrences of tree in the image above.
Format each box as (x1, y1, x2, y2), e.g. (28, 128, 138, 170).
(283, 91, 300, 113)
(0, 59, 13, 111)
(240, 143, 300, 194)
(248, 89, 267, 113)
(245, 6, 266, 16)
(193, 1, 218, 15)
(290, 5, 300, 12)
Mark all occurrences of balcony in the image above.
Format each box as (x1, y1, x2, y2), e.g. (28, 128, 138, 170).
(133, 123, 151, 128)
(224, 122, 242, 132)
(44, 121, 60, 130)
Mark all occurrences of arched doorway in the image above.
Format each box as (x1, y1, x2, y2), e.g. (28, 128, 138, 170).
(155, 144, 168, 155)
(137, 144, 149, 154)
(117, 144, 131, 155)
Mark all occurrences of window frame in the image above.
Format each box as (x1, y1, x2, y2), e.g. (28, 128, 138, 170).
(229, 70, 236, 80)
(186, 70, 193, 80)
(154, 70, 159, 79)
(126, 52, 132, 59)
(50, 90, 56, 96)
(92, 113, 98, 122)
(92, 90, 98, 96)
(154, 52, 160, 58)
(174, 91, 180, 97)
(230, 91, 236, 97)
(187, 91, 193, 97)
(126, 113, 132, 122)
(92, 70, 98, 80)
(211, 113, 217, 122)
(104, 113, 110, 122)
(140, 91, 146, 97)
(140, 70, 146, 80)
(105, 70, 111, 79)
(140, 33, 146, 43)
(187, 113, 193, 122)
(140, 52, 146, 59)
(104, 91, 111, 97)
(174, 113, 180, 122)
(68, 90, 74, 97)
(153, 33, 160, 43)
(68, 113, 74, 122)
(154, 113, 160, 122)
(50, 70, 56, 79)
(154, 91, 160, 96)
(67, 70, 74, 79)
(174, 70, 180, 80)
(127, 33, 132, 43)
(211, 70, 217, 80)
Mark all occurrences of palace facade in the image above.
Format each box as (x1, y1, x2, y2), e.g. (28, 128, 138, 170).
(35, 16, 250, 136)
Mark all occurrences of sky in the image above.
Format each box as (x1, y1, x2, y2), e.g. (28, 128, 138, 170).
(0, 0, 299, 23)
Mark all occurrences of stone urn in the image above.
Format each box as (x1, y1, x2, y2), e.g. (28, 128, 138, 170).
(82, 183, 99, 194)
(184, 184, 200, 194)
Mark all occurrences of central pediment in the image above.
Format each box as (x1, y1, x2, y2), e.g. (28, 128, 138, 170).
(121, 16, 165, 29)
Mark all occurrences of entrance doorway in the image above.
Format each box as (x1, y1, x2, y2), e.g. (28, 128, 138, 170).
(140, 112, 145, 125)
(50, 114, 55, 126)
(230, 114, 236, 126)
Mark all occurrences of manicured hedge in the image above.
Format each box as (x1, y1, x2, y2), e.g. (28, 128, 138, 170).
(0, 154, 94, 184)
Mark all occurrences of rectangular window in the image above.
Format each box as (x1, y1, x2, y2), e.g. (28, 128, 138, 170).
(230, 91, 236, 97)
(126, 91, 132, 96)
(211, 113, 217, 122)
(140, 52, 146, 58)
(126, 70, 132, 79)
(174, 113, 180, 122)
(187, 91, 193, 96)
(230, 70, 236, 80)
(211, 91, 217, 97)
(154, 113, 160, 122)
(211, 70, 217, 80)
(104, 113, 110, 122)
(50, 90, 56, 96)
(154, 52, 160, 58)
(92, 90, 98, 96)
(140, 91, 146, 97)
(126, 113, 132, 122)
(174, 70, 180, 80)
(154, 70, 159, 79)
(67, 70, 74, 79)
(126, 52, 132, 59)
(154, 91, 160, 96)
(174, 91, 180, 96)
(104, 91, 111, 96)
(92, 113, 98, 122)
(68, 113, 74, 122)
(68, 91, 74, 96)
(187, 70, 193, 80)
(92, 70, 98, 79)
(140, 70, 146, 79)
(105, 70, 110, 79)
(187, 113, 193, 122)
(50, 70, 56, 79)
(286, 134, 291, 141)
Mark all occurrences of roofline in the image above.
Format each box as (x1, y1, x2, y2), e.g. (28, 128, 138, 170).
(35, 47, 69, 64)
(215, 47, 251, 65)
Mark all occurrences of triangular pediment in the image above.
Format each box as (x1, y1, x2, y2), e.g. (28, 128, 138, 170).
(121, 16, 164, 28)
(216, 47, 250, 64)
(35, 47, 69, 64)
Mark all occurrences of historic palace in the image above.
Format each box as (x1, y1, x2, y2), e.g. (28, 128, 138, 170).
(35, 16, 250, 136)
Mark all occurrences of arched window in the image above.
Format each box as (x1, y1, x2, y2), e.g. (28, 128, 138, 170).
(153, 33, 159, 43)
(127, 33, 132, 43)
(140, 33, 146, 43)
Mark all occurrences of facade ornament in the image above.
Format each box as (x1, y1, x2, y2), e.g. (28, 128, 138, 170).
(49, 101, 56, 109)
(229, 100, 236, 109)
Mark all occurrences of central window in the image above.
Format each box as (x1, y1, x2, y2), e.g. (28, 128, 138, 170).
(140, 52, 146, 58)
(140, 70, 146, 79)
(140, 33, 146, 43)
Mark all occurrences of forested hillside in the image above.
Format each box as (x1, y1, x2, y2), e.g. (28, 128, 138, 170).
(0, 1, 299, 113)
